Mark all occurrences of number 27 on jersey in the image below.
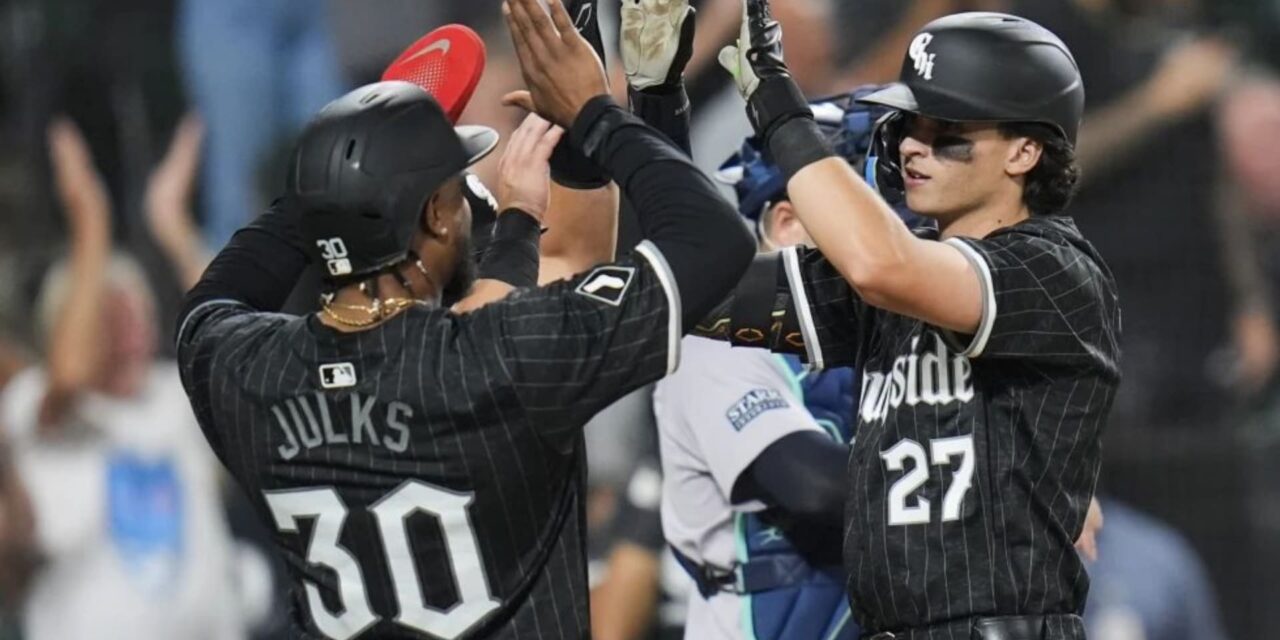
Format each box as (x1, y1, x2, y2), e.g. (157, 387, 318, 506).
(881, 434, 975, 526)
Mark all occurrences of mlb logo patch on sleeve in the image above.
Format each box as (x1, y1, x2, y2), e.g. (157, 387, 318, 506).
(319, 362, 358, 389)
(575, 265, 635, 306)
(726, 388, 790, 431)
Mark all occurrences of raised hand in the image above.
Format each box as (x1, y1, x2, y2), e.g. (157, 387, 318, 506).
(504, 0, 610, 128)
(551, 0, 611, 189)
(717, 0, 787, 99)
(621, 0, 697, 92)
(41, 117, 112, 430)
(48, 117, 110, 229)
(717, 0, 810, 139)
(145, 113, 209, 289)
(496, 112, 566, 222)
(145, 114, 204, 247)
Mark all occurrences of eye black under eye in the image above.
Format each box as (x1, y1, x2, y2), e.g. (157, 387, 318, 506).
(932, 135, 975, 161)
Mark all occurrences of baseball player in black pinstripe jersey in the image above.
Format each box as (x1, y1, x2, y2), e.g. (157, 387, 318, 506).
(172, 1, 755, 636)
(703, 4, 1122, 639)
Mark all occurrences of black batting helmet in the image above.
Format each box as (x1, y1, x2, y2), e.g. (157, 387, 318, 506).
(858, 12, 1084, 143)
(288, 81, 498, 282)
(856, 12, 1084, 200)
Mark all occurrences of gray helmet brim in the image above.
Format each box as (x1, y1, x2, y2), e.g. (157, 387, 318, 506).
(457, 125, 500, 166)
(855, 83, 919, 113)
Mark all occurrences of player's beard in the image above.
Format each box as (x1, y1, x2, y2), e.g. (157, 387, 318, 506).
(441, 232, 477, 307)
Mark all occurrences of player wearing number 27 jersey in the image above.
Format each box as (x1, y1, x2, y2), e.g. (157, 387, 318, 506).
(779, 218, 1120, 637)
(710, 5, 1121, 639)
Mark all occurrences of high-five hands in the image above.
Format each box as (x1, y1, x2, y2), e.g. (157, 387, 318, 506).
(503, 0, 610, 128)
(717, 0, 810, 139)
(622, 0, 697, 92)
(496, 112, 565, 222)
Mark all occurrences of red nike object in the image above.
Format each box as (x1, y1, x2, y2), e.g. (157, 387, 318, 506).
(382, 24, 487, 123)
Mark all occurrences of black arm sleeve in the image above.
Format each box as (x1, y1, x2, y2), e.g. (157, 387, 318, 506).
(476, 209, 541, 287)
(733, 431, 849, 528)
(571, 96, 754, 327)
(177, 199, 308, 334)
(549, 0, 611, 189)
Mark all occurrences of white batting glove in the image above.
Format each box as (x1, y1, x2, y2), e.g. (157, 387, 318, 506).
(621, 0, 697, 91)
(717, 0, 761, 100)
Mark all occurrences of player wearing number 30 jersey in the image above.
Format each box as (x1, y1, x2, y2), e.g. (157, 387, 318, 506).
(174, 32, 754, 640)
(708, 6, 1121, 640)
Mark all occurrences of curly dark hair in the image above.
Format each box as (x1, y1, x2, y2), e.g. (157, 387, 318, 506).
(997, 122, 1080, 216)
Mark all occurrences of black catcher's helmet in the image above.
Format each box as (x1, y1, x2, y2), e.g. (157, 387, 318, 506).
(288, 81, 498, 282)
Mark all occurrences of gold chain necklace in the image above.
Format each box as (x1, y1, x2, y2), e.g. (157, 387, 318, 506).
(320, 297, 421, 328)
(320, 260, 437, 328)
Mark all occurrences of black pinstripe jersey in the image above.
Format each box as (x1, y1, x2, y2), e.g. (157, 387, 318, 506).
(782, 217, 1120, 637)
(176, 242, 681, 640)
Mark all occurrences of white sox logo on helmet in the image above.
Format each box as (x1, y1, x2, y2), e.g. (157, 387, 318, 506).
(909, 33, 937, 81)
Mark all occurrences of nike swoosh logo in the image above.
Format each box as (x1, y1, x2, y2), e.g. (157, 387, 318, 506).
(407, 38, 451, 62)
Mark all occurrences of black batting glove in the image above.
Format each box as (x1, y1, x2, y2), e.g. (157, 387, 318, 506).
(719, 0, 833, 180)
(550, 0, 611, 189)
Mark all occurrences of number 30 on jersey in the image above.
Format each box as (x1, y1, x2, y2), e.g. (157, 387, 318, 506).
(264, 481, 499, 640)
(881, 434, 975, 526)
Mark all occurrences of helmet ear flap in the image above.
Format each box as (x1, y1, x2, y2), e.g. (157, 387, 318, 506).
(870, 112, 906, 203)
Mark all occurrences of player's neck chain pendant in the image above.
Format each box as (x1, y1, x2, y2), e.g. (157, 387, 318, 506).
(321, 297, 421, 328)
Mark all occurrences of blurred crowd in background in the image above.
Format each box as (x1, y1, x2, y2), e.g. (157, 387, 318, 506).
(0, 0, 1279, 638)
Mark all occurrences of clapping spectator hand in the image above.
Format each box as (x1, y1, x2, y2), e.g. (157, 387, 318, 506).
(40, 118, 111, 431)
(145, 114, 209, 291)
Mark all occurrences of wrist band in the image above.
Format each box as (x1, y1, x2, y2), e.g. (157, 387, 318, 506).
(550, 141, 610, 189)
(477, 209, 541, 287)
(571, 96, 631, 162)
(768, 117, 836, 183)
(629, 84, 692, 155)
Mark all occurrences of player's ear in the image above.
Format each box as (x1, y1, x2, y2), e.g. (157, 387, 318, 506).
(767, 201, 810, 248)
(419, 193, 440, 239)
(1004, 136, 1043, 178)
(422, 188, 451, 239)
(423, 177, 467, 240)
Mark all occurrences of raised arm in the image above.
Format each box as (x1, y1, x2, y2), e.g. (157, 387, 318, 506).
(622, 0, 697, 156)
(41, 118, 112, 428)
(178, 197, 307, 324)
(454, 113, 565, 313)
(539, 0, 621, 283)
(464, 0, 700, 303)
(482, 0, 754, 444)
(719, 0, 982, 334)
(145, 113, 210, 291)
(532, 0, 702, 284)
(505, 0, 754, 326)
